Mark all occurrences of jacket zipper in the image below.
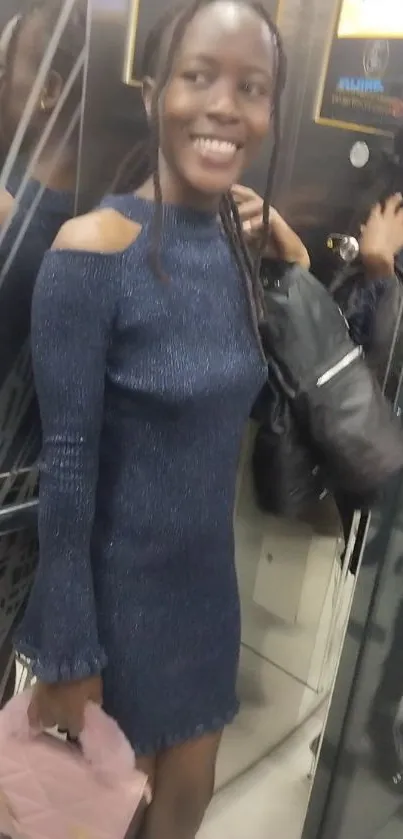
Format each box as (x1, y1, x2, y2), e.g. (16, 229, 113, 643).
(316, 346, 363, 388)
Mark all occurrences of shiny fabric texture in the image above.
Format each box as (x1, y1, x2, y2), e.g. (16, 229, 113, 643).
(16, 193, 267, 755)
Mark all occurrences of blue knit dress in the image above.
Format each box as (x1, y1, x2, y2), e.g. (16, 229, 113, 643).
(16, 193, 267, 755)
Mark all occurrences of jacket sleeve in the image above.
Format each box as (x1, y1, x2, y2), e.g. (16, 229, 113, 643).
(15, 248, 118, 683)
(335, 273, 403, 385)
(340, 278, 388, 350)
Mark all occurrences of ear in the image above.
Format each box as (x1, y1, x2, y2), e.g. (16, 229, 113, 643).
(40, 69, 63, 112)
(142, 75, 155, 120)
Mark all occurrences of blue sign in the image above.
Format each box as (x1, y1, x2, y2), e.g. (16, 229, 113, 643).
(337, 77, 385, 93)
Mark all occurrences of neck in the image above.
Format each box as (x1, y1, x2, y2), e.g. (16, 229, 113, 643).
(137, 153, 221, 213)
(28, 138, 78, 192)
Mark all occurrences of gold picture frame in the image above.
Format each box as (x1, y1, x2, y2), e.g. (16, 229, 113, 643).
(122, 0, 285, 87)
(122, 0, 141, 87)
(314, 0, 399, 136)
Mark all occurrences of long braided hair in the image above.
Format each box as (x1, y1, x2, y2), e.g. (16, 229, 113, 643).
(111, 0, 286, 319)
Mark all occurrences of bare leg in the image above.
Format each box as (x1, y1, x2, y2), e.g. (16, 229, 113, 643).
(136, 755, 157, 792)
(139, 731, 222, 839)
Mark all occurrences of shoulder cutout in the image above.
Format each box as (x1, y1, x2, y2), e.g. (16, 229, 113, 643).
(0, 190, 16, 226)
(52, 208, 142, 254)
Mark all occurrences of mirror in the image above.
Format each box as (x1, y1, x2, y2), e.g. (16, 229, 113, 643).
(0, 0, 88, 694)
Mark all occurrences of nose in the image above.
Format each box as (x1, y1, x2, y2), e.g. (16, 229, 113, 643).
(206, 78, 240, 124)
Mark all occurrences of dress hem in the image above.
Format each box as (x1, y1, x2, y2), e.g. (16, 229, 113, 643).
(133, 702, 240, 757)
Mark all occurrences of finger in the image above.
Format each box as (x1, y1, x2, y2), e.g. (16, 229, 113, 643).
(365, 203, 382, 224)
(268, 206, 279, 222)
(231, 184, 256, 203)
(67, 720, 82, 740)
(242, 216, 263, 236)
(65, 703, 85, 739)
(384, 193, 402, 216)
(27, 697, 41, 729)
(237, 199, 263, 221)
(28, 695, 55, 731)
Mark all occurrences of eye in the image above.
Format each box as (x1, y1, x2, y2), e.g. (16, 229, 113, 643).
(241, 79, 270, 98)
(181, 69, 210, 87)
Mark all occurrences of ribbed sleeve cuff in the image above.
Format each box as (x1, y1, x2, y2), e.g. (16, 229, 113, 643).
(15, 641, 107, 683)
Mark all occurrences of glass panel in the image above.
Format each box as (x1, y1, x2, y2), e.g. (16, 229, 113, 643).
(0, 0, 88, 697)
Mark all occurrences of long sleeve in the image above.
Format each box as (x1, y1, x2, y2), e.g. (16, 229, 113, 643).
(334, 270, 403, 386)
(335, 276, 388, 350)
(15, 248, 118, 683)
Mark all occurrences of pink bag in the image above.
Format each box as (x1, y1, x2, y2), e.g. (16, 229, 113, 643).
(0, 690, 151, 839)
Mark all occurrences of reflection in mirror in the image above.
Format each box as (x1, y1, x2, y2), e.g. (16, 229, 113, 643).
(0, 0, 87, 694)
(0, 0, 86, 475)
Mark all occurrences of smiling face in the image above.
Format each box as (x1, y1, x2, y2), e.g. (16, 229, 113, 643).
(146, 0, 276, 209)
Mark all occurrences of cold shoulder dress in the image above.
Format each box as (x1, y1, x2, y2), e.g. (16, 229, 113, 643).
(16, 193, 267, 755)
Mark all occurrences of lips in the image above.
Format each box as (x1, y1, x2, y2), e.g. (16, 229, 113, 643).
(192, 136, 242, 165)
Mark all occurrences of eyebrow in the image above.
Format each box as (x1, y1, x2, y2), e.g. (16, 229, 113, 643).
(179, 52, 273, 77)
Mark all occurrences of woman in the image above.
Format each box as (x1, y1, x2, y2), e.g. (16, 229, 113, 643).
(332, 193, 403, 576)
(309, 195, 403, 759)
(15, 2, 305, 837)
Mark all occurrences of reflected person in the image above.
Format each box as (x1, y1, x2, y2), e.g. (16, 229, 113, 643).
(16, 3, 292, 838)
(332, 195, 403, 575)
(0, 0, 85, 470)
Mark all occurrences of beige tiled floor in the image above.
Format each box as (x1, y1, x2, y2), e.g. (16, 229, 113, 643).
(215, 645, 322, 788)
(201, 712, 324, 839)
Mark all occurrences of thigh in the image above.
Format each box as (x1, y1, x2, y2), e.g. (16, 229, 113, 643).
(140, 731, 222, 839)
(136, 755, 157, 790)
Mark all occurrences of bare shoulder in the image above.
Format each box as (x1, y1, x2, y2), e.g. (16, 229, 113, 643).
(52, 208, 142, 254)
(0, 190, 16, 225)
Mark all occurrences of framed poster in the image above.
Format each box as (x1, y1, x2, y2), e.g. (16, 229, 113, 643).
(122, 0, 284, 87)
(315, 0, 403, 135)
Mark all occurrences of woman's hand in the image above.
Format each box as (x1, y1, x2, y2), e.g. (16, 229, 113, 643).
(28, 674, 102, 739)
(360, 193, 403, 278)
(231, 184, 310, 268)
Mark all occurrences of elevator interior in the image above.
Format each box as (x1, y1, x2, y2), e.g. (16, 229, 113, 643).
(0, 0, 401, 826)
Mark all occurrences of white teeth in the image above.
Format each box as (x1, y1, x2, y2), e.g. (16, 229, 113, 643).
(193, 137, 237, 160)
